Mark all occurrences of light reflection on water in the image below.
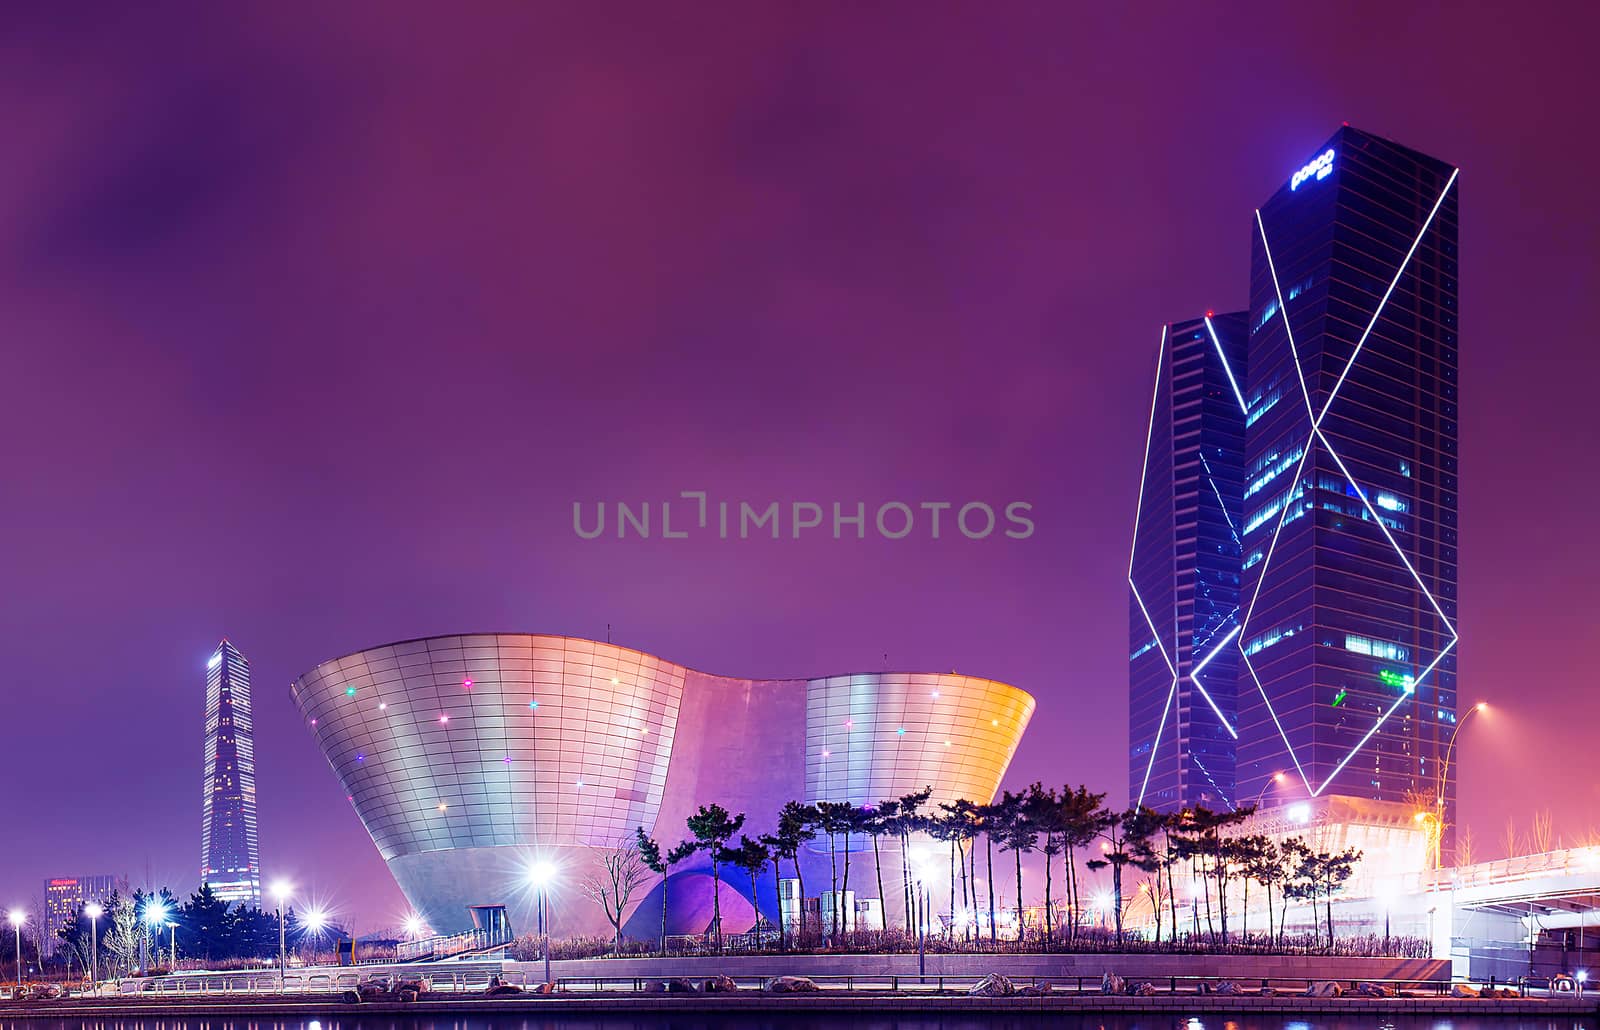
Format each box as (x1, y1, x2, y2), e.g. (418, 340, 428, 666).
(0, 1018, 1595, 1030)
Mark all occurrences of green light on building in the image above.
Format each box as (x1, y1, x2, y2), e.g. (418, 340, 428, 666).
(1377, 669, 1415, 691)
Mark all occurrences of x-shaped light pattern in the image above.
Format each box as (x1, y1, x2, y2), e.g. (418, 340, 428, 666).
(1242, 168, 1460, 798)
(1132, 320, 1248, 807)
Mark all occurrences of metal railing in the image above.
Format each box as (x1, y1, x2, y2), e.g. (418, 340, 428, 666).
(81, 968, 1490, 1000)
(397, 925, 515, 962)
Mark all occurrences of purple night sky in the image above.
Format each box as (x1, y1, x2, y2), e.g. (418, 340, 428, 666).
(3, 4, 1596, 930)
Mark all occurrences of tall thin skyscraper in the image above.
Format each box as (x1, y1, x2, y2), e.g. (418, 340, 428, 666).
(202, 639, 261, 907)
(1237, 127, 1460, 821)
(1129, 312, 1248, 813)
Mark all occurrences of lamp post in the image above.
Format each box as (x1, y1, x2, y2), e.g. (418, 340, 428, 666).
(1254, 771, 1288, 810)
(304, 910, 328, 968)
(528, 861, 556, 987)
(142, 900, 167, 972)
(84, 902, 102, 995)
(166, 922, 177, 970)
(1431, 702, 1488, 869)
(270, 880, 291, 993)
(916, 878, 927, 981)
(7, 911, 24, 992)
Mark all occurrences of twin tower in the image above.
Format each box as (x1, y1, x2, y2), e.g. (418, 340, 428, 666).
(1128, 126, 1461, 824)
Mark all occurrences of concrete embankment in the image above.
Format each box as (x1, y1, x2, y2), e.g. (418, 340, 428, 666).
(0, 993, 1593, 1020)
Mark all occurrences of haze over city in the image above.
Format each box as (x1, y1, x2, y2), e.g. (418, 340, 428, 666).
(2, 2, 1596, 936)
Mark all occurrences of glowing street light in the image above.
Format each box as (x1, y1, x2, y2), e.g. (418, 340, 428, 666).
(303, 909, 329, 967)
(140, 899, 169, 971)
(402, 914, 424, 940)
(7, 910, 24, 992)
(84, 902, 103, 993)
(1254, 771, 1288, 810)
(527, 861, 557, 986)
(1092, 892, 1112, 930)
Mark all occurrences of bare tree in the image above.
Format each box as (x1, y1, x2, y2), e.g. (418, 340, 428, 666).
(104, 896, 140, 979)
(27, 895, 50, 966)
(1453, 826, 1475, 867)
(1530, 810, 1555, 853)
(1503, 816, 1521, 859)
(580, 839, 650, 954)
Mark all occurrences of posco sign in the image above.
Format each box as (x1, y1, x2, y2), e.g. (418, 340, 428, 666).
(1290, 147, 1336, 191)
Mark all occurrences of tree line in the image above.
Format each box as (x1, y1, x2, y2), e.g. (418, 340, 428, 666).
(599, 785, 1364, 955)
(47, 883, 328, 980)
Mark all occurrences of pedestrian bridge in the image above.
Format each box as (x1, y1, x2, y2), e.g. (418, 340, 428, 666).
(1351, 846, 1600, 980)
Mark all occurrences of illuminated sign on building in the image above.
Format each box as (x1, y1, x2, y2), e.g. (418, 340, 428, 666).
(1290, 148, 1336, 191)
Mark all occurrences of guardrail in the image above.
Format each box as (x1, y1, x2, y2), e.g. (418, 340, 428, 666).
(397, 927, 515, 962)
(86, 969, 1509, 1000)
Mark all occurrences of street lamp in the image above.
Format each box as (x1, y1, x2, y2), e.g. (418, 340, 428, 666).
(304, 910, 328, 968)
(1431, 702, 1488, 866)
(1254, 771, 1288, 810)
(527, 861, 557, 987)
(908, 851, 934, 982)
(84, 902, 103, 995)
(142, 900, 168, 972)
(270, 880, 292, 992)
(7, 911, 24, 992)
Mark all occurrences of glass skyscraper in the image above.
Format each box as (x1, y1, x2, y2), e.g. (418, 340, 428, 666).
(1237, 127, 1460, 820)
(201, 639, 261, 907)
(1129, 312, 1248, 813)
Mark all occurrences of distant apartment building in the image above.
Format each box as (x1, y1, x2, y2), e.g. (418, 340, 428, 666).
(43, 875, 118, 947)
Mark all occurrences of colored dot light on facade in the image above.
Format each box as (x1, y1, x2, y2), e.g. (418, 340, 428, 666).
(345, 686, 357, 696)
(896, 727, 905, 735)
(437, 802, 447, 812)
(529, 700, 539, 709)
(463, 676, 473, 690)
(438, 714, 449, 724)
(378, 702, 387, 711)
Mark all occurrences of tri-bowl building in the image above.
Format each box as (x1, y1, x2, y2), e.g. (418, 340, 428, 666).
(292, 634, 1034, 939)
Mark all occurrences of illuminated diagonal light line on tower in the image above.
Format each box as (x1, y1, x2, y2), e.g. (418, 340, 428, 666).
(1313, 637, 1457, 795)
(1130, 326, 1179, 808)
(1245, 169, 1462, 798)
(1189, 623, 1240, 739)
(1314, 169, 1460, 431)
(1128, 326, 1168, 580)
(1254, 210, 1318, 424)
(1137, 665, 1179, 808)
(1238, 217, 1317, 795)
(1204, 315, 1249, 416)
(1197, 451, 1241, 547)
(1190, 752, 1236, 812)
